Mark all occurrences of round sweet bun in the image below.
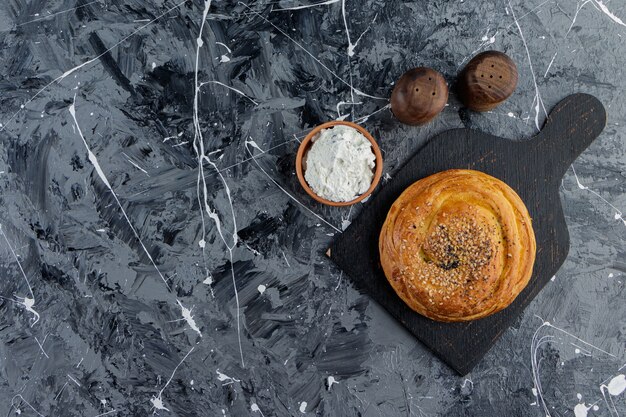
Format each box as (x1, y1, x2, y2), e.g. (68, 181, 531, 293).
(379, 169, 536, 322)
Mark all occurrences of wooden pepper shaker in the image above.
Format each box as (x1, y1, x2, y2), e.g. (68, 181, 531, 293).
(458, 51, 518, 111)
(391, 67, 448, 125)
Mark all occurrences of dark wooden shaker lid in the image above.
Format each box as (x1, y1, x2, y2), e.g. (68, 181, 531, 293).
(459, 51, 518, 112)
(391, 67, 448, 125)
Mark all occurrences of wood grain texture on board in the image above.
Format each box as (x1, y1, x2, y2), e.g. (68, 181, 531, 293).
(328, 93, 606, 375)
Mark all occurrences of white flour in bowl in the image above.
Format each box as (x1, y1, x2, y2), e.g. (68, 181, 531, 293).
(304, 125, 376, 202)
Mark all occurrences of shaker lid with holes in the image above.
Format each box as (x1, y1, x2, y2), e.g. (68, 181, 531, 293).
(391, 67, 448, 125)
(459, 51, 518, 112)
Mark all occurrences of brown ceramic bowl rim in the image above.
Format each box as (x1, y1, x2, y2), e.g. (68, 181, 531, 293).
(295, 120, 383, 207)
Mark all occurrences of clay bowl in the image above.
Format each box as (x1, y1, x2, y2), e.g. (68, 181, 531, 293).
(295, 120, 383, 207)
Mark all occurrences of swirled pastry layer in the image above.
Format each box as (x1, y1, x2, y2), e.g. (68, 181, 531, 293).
(379, 169, 536, 322)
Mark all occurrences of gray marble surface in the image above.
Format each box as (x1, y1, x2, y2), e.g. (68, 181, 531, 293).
(0, 0, 625, 416)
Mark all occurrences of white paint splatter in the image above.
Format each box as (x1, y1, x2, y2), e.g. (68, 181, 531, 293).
(177, 300, 202, 337)
(69, 99, 172, 291)
(275, 0, 340, 11)
(0, 224, 40, 326)
(123, 154, 149, 175)
(10, 395, 43, 417)
(353, 103, 391, 123)
(605, 374, 626, 395)
(216, 370, 241, 383)
(594, 0, 626, 27)
(544, 52, 557, 77)
(571, 165, 625, 227)
(150, 395, 169, 412)
(192, 0, 245, 368)
(93, 411, 117, 417)
(251, 402, 265, 416)
(299, 402, 307, 413)
(150, 346, 195, 411)
(336, 101, 363, 119)
(509, 1, 547, 131)
(461, 378, 473, 389)
(34, 334, 49, 358)
(15, 296, 39, 326)
(257, 284, 267, 294)
(215, 42, 232, 63)
(327, 376, 339, 390)
(215, 42, 232, 53)
(244, 140, 341, 233)
(1, 1, 187, 133)
(281, 251, 291, 267)
(567, 0, 594, 36)
(574, 402, 590, 417)
(341, 0, 376, 57)
(200, 81, 258, 105)
(67, 374, 81, 386)
(531, 318, 617, 417)
(14, 1, 102, 26)
(164, 131, 184, 142)
(239, 2, 386, 101)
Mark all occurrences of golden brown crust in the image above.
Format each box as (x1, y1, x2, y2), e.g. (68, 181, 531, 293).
(379, 169, 536, 322)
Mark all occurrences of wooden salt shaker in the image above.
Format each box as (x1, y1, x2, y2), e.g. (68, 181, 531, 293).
(458, 51, 518, 112)
(391, 67, 448, 125)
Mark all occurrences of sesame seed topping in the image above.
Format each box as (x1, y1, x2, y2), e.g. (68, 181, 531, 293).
(401, 214, 497, 299)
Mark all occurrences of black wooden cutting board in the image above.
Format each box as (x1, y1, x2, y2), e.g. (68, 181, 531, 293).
(328, 94, 606, 375)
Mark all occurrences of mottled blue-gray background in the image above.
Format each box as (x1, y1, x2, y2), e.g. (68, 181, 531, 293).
(0, 0, 624, 416)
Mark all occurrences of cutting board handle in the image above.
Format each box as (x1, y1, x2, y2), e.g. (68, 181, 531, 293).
(521, 93, 606, 178)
